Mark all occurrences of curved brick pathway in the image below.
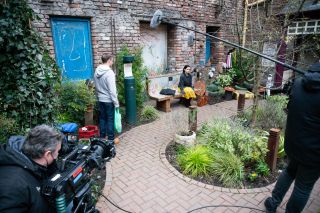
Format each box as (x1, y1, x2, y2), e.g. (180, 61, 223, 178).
(96, 100, 320, 213)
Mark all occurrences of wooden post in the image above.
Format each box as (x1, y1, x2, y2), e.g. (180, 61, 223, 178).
(188, 106, 197, 132)
(85, 105, 94, 125)
(266, 128, 280, 172)
(237, 93, 246, 114)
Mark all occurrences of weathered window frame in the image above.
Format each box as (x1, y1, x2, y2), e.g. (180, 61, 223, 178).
(287, 20, 320, 35)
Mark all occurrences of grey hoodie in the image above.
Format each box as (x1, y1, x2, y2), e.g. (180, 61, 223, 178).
(94, 64, 119, 107)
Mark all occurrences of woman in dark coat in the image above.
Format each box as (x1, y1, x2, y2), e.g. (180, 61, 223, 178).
(178, 65, 196, 107)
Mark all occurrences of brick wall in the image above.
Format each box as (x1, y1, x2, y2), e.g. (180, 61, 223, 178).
(27, 0, 243, 74)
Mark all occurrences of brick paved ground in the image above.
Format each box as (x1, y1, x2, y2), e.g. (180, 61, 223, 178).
(96, 100, 320, 213)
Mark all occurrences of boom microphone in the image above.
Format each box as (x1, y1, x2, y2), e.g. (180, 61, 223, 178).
(188, 34, 195, 46)
(150, 9, 163, 28)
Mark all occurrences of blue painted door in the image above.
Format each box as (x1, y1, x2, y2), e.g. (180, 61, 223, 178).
(205, 36, 211, 64)
(51, 18, 93, 80)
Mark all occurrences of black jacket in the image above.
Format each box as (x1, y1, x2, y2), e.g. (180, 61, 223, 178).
(178, 73, 193, 91)
(0, 137, 54, 213)
(284, 72, 320, 167)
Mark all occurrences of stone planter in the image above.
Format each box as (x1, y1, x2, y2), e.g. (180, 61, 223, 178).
(174, 131, 196, 147)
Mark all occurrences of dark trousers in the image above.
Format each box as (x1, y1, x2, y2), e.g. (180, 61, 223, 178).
(270, 158, 320, 213)
(98, 102, 115, 140)
(182, 98, 191, 107)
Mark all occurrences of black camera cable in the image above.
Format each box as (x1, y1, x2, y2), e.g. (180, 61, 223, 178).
(100, 193, 133, 213)
(186, 205, 266, 212)
(101, 193, 266, 213)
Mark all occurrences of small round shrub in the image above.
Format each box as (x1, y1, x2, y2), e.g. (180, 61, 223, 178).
(178, 145, 213, 177)
(140, 105, 159, 122)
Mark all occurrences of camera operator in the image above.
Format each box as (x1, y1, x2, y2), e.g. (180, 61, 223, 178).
(0, 124, 63, 213)
(264, 62, 320, 213)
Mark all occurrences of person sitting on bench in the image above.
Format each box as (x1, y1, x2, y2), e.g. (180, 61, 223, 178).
(178, 65, 196, 107)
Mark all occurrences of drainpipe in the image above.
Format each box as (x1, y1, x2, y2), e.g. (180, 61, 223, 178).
(242, 0, 248, 47)
(111, 17, 117, 74)
(110, 17, 114, 57)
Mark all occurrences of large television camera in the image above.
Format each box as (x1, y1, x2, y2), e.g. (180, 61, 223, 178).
(41, 138, 116, 213)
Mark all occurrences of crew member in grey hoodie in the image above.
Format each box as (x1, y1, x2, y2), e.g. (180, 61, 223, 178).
(94, 54, 119, 141)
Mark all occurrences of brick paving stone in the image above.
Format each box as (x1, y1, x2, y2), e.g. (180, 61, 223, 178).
(237, 207, 251, 213)
(223, 208, 237, 213)
(96, 100, 320, 213)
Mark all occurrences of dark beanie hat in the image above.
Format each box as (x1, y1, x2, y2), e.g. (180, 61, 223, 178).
(308, 63, 320, 72)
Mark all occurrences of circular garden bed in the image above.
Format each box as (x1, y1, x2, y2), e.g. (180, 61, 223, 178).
(166, 141, 287, 189)
(164, 95, 288, 189)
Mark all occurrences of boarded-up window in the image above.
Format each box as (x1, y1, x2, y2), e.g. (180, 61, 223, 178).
(140, 22, 167, 75)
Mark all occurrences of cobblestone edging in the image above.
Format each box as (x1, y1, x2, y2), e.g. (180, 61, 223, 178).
(159, 140, 275, 194)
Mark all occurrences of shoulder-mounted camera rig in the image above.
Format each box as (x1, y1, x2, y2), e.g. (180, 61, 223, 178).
(41, 138, 115, 213)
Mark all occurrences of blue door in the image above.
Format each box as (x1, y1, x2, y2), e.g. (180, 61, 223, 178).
(205, 36, 211, 64)
(51, 18, 93, 80)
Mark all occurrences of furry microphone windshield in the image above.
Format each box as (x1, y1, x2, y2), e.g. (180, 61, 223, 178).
(150, 9, 163, 28)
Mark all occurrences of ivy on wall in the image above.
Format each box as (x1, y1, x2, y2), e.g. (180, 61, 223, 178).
(0, 0, 61, 131)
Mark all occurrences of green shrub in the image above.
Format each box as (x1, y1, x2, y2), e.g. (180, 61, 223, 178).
(215, 74, 233, 88)
(177, 145, 213, 177)
(206, 83, 221, 92)
(266, 95, 288, 107)
(197, 122, 210, 136)
(56, 81, 96, 125)
(0, 114, 21, 144)
(241, 95, 288, 131)
(198, 118, 269, 164)
(0, 0, 61, 130)
(256, 160, 270, 177)
(140, 105, 159, 121)
(236, 130, 269, 163)
(197, 119, 235, 154)
(211, 151, 244, 188)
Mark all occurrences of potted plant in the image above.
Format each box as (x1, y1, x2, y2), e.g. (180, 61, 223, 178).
(175, 130, 196, 146)
(206, 83, 224, 105)
(171, 110, 196, 147)
(224, 86, 235, 100)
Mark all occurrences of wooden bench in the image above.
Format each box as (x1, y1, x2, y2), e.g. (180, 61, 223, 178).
(146, 73, 183, 112)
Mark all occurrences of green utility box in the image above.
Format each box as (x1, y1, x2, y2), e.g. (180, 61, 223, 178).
(124, 77, 137, 124)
